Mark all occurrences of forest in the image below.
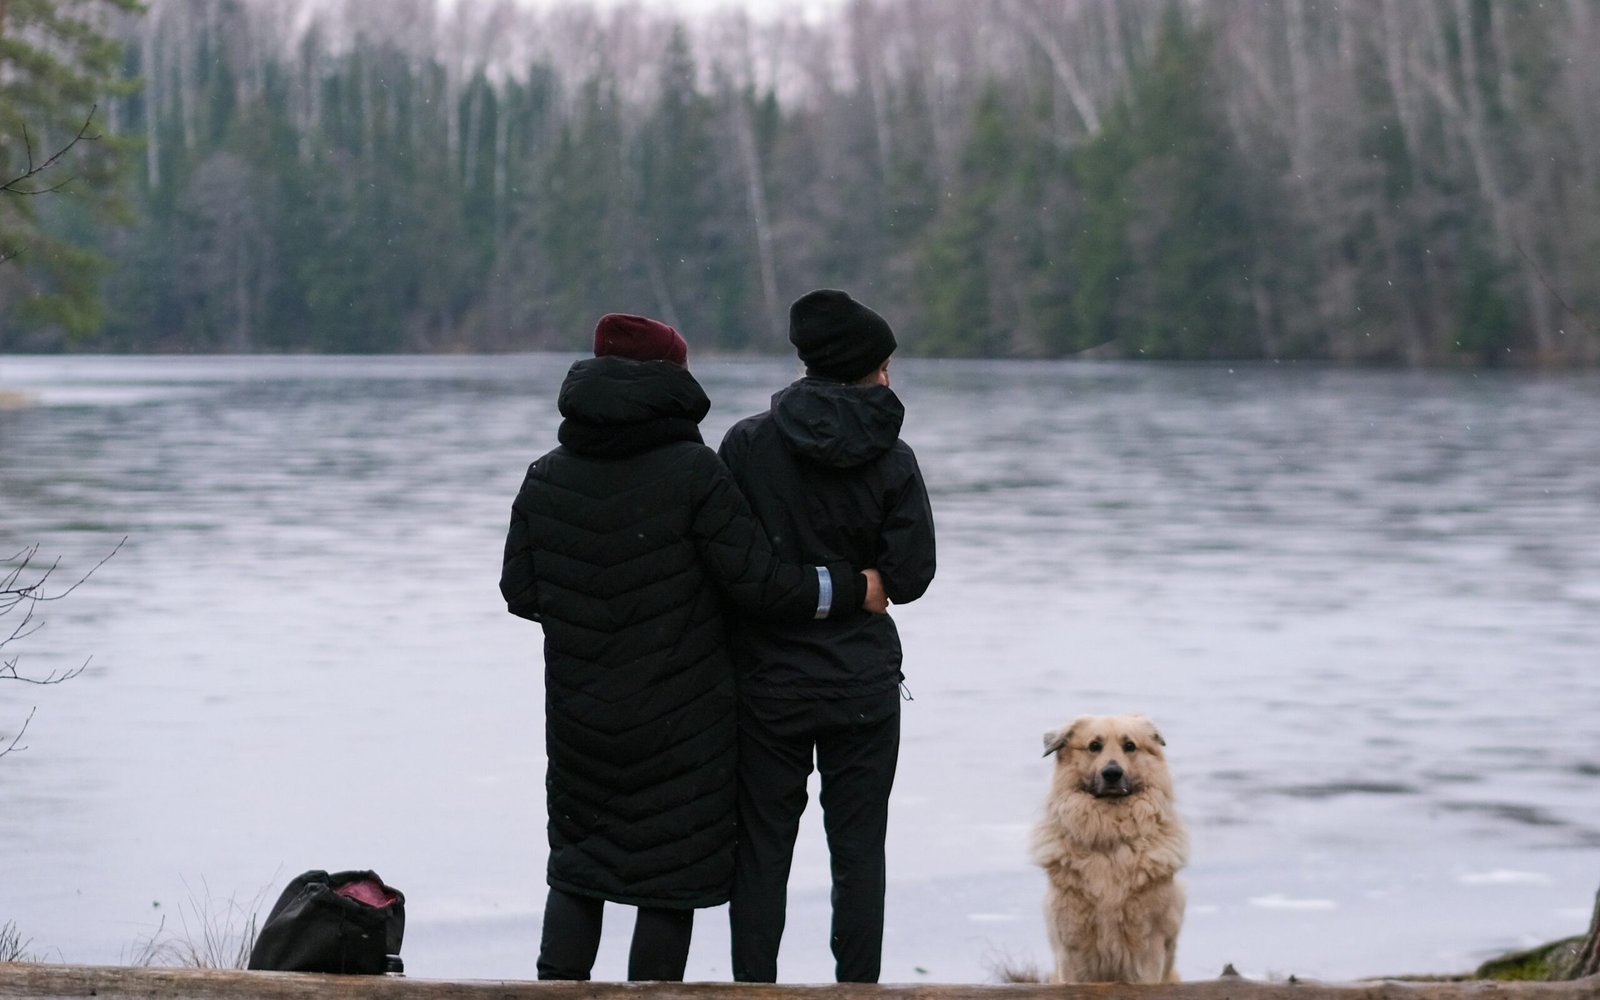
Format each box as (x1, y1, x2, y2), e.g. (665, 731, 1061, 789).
(2, 0, 1598, 364)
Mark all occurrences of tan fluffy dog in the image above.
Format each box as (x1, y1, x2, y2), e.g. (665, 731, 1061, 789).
(1029, 714, 1188, 983)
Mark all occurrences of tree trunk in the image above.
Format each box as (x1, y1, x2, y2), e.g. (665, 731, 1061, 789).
(850, 1, 894, 179)
(730, 93, 781, 343)
(177, 3, 197, 152)
(1379, 0, 1422, 171)
(1446, 0, 1557, 360)
(1284, 0, 1313, 180)
(492, 98, 509, 247)
(1486, 0, 1515, 111)
(1373, 200, 1428, 364)
(1563, 0, 1598, 204)
(1101, 0, 1129, 94)
(1013, 0, 1102, 137)
(643, 252, 680, 332)
(463, 80, 485, 187)
(143, 8, 161, 187)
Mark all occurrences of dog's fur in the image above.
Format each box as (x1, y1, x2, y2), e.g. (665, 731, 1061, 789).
(1029, 714, 1187, 984)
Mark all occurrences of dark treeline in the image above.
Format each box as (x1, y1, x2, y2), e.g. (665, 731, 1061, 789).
(5, 0, 1599, 364)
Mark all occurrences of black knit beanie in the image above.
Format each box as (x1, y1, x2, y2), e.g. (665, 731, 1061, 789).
(788, 289, 897, 383)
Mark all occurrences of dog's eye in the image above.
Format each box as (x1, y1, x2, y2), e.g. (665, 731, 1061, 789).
(1123, 740, 1137, 753)
(1087, 739, 1103, 753)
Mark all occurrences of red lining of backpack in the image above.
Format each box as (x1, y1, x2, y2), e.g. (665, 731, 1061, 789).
(334, 876, 399, 908)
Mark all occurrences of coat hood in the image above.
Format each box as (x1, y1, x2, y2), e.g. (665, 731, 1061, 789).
(557, 356, 709, 457)
(770, 377, 904, 469)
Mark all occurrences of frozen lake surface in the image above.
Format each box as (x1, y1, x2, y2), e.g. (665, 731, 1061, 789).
(1, 354, 1597, 983)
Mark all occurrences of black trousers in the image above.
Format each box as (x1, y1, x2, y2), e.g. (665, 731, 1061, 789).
(536, 887, 694, 981)
(729, 689, 900, 983)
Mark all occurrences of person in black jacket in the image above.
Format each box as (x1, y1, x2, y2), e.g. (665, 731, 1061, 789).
(500, 313, 886, 982)
(719, 289, 937, 983)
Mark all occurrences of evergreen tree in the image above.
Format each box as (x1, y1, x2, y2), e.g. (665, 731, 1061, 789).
(0, 0, 141, 341)
(1068, 9, 1258, 359)
(913, 82, 1011, 357)
(8, 0, 1598, 364)
(634, 27, 753, 346)
(539, 74, 632, 341)
(479, 66, 561, 349)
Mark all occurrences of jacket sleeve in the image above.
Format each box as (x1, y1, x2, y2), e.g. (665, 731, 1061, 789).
(691, 451, 863, 622)
(877, 448, 937, 606)
(499, 473, 543, 622)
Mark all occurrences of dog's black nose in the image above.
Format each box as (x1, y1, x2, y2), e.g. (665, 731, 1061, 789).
(1101, 762, 1124, 784)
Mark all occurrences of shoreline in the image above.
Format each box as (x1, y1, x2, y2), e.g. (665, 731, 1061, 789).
(1, 962, 1598, 998)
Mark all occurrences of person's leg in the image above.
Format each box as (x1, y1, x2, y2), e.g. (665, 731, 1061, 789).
(816, 691, 901, 983)
(730, 696, 815, 982)
(628, 906, 695, 981)
(536, 888, 604, 980)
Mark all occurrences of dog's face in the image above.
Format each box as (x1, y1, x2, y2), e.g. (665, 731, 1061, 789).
(1042, 714, 1168, 800)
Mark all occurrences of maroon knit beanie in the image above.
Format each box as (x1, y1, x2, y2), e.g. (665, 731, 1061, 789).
(593, 313, 688, 366)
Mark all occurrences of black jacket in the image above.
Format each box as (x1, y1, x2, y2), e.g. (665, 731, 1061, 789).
(500, 357, 863, 908)
(718, 377, 936, 699)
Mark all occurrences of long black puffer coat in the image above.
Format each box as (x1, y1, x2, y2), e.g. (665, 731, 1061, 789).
(500, 357, 863, 908)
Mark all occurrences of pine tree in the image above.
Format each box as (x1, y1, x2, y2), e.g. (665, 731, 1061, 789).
(1069, 9, 1258, 359)
(634, 27, 750, 345)
(913, 82, 1011, 357)
(0, 0, 141, 341)
(540, 74, 632, 341)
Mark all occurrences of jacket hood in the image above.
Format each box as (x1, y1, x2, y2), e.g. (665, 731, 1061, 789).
(559, 356, 710, 424)
(770, 377, 904, 469)
(557, 356, 709, 457)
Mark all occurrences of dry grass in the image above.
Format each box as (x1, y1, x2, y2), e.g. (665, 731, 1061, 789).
(128, 880, 266, 970)
(984, 947, 1044, 983)
(1, 921, 33, 963)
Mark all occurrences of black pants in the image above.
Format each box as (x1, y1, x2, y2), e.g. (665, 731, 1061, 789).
(729, 689, 900, 983)
(536, 888, 694, 981)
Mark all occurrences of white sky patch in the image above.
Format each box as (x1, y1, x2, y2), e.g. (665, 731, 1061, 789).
(1248, 893, 1338, 911)
(1456, 869, 1552, 886)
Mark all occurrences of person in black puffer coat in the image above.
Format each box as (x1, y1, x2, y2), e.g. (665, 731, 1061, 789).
(719, 290, 936, 983)
(500, 313, 883, 983)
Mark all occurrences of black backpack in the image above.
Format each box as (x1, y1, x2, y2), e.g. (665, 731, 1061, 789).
(247, 869, 405, 974)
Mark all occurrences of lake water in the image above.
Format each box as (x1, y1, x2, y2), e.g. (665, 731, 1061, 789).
(1, 354, 1597, 983)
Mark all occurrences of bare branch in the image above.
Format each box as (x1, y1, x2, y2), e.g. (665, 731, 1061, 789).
(1513, 236, 1600, 341)
(1, 536, 124, 605)
(3, 539, 123, 660)
(0, 656, 90, 686)
(2, 540, 123, 760)
(1, 544, 43, 590)
(0, 706, 35, 759)
(0, 105, 102, 196)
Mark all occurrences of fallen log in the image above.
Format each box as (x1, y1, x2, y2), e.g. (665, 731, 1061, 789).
(0, 965, 1598, 1000)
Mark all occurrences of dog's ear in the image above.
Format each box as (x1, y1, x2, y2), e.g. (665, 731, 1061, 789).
(1042, 725, 1072, 757)
(1138, 717, 1167, 747)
